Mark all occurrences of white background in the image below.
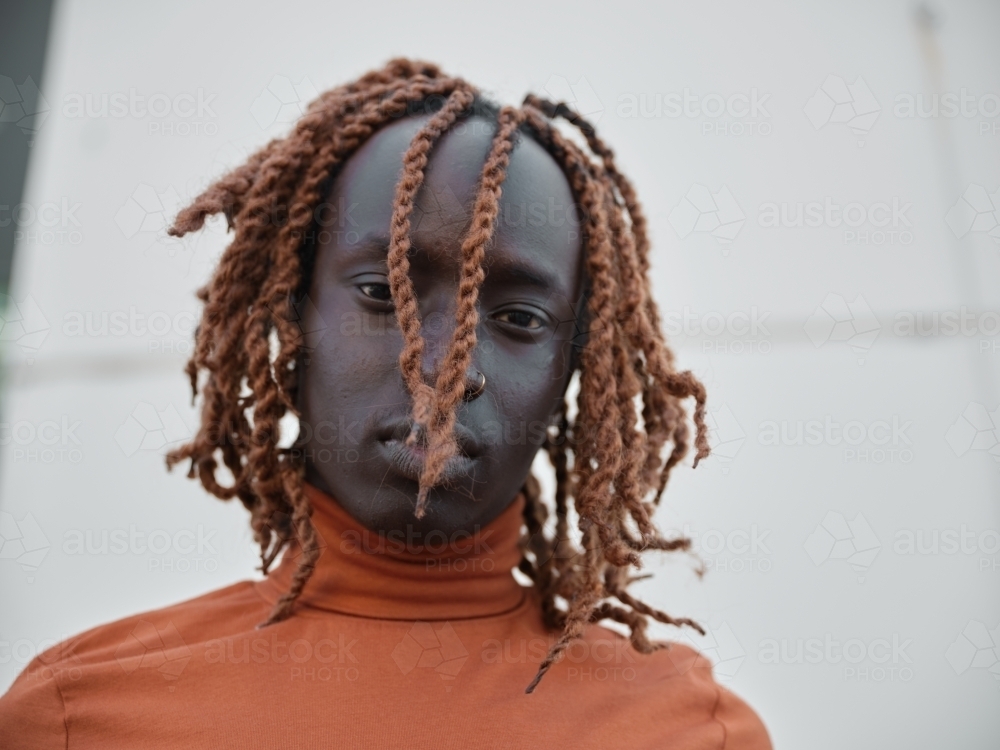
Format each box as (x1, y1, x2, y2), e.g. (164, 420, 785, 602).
(2, 0, 999, 746)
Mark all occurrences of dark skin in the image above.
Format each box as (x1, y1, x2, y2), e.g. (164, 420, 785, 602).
(299, 114, 584, 537)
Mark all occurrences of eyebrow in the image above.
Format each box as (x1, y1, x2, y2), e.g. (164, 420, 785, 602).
(484, 259, 556, 291)
(331, 233, 392, 270)
(340, 232, 558, 291)
(342, 232, 390, 255)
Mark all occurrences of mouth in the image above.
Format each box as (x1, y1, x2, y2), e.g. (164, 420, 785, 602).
(376, 420, 482, 484)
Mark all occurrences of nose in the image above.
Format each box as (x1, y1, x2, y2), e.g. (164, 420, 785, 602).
(420, 352, 487, 403)
(417, 312, 486, 402)
(421, 324, 486, 402)
(418, 313, 449, 387)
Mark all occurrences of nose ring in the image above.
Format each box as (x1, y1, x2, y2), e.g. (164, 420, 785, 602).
(463, 370, 487, 401)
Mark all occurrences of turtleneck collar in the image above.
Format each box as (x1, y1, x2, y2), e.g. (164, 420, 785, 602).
(256, 483, 528, 620)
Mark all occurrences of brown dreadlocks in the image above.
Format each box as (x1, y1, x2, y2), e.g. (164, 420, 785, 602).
(165, 58, 711, 694)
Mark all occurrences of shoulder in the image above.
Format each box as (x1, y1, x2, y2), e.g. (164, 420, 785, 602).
(641, 638, 772, 750)
(66, 580, 268, 663)
(574, 625, 773, 750)
(24, 579, 268, 676)
(0, 579, 268, 748)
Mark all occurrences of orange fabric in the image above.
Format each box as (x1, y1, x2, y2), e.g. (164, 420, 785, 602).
(0, 484, 772, 749)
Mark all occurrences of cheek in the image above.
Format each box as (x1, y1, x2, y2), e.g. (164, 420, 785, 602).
(481, 340, 574, 448)
(300, 297, 402, 418)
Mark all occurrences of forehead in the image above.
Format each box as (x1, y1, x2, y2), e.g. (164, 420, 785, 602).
(324, 113, 583, 295)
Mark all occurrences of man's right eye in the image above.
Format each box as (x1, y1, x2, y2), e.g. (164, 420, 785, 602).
(359, 283, 392, 302)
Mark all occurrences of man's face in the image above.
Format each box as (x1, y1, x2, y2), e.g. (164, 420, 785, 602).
(299, 114, 583, 536)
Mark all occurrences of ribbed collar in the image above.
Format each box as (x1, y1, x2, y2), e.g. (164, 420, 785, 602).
(256, 483, 527, 620)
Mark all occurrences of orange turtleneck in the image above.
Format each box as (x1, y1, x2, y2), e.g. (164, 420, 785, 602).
(0, 484, 771, 749)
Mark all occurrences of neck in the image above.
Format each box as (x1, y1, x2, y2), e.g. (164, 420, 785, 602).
(257, 483, 528, 620)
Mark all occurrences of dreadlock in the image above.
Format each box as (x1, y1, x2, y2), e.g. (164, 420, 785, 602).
(165, 58, 711, 694)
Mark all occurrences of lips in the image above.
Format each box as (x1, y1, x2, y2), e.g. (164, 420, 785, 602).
(375, 419, 482, 484)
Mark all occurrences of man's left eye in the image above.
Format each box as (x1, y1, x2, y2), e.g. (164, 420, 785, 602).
(359, 283, 392, 301)
(494, 310, 543, 329)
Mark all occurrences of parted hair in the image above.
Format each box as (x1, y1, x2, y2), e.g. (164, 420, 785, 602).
(166, 58, 710, 693)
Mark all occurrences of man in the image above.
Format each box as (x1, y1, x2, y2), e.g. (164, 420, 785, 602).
(0, 59, 770, 749)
